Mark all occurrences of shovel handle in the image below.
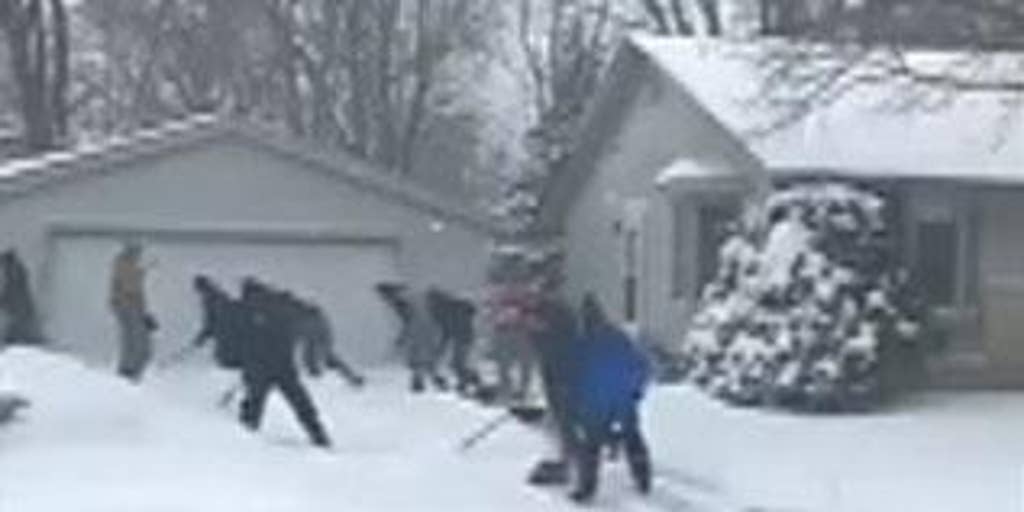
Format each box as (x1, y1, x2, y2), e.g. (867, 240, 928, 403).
(458, 412, 513, 452)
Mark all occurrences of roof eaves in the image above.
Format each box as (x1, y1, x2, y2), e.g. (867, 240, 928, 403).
(0, 115, 228, 202)
(0, 116, 499, 236)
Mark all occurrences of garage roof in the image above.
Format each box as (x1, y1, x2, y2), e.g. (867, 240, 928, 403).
(0, 116, 497, 235)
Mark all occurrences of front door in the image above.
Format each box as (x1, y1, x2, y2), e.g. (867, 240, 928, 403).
(620, 198, 648, 327)
(978, 192, 1024, 368)
(907, 186, 981, 356)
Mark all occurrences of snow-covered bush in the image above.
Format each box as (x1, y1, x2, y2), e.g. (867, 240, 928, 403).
(682, 183, 923, 412)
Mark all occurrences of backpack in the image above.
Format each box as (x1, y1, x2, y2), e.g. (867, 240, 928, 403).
(211, 298, 247, 369)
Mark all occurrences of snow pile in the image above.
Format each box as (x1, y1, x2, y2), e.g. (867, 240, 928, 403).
(682, 183, 922, 411)
(0, 347, 609, 512)
(0, 347, 308, 512)
(646, 385, 1024, 512)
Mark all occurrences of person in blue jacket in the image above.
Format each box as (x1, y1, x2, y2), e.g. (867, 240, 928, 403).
(568, 293, 652, 503)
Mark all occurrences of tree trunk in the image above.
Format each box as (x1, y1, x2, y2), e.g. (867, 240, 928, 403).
(641, 0, 672, 34)
(695, 0, 721, 36)
(49, 0, 69, 140)
(399, 0, 434, 175)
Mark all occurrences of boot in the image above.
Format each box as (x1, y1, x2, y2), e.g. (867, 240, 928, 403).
(431, 373, 449, 391)
(624, 432, 652, 495)
(528, 459, 570, 486)
(311, 430, 332, 449)
(411, 374, 425, 393)
(570, 440, 600, 502)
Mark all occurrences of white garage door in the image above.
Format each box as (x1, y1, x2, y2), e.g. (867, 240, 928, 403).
(46, 233, 401, 368)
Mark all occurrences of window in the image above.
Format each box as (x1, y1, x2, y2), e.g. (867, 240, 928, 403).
(623, 229, 639, 322)
(907, 186, 979, 311)
(697, 202, 737, 294)
(916, 220, 959, 306)
(671, 198, 738, 300)
(671, 201, 688, 299)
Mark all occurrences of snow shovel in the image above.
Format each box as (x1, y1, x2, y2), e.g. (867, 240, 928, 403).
(457, 404, 546, 453)
(217, 381, 243, 409)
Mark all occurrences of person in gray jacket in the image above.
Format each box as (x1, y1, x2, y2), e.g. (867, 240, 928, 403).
(294, 299, 365, 389)
(401, 287, 448, 393)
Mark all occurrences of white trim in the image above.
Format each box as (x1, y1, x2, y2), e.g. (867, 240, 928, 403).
(44, 219, 401, 246)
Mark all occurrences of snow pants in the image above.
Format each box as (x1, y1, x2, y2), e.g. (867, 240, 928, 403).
(240, 370, 331, 447)
(114, 307, 152, 382)
(405, 331, 446, 392)
(573, 408, 651, 501)
(449, 337, 480, 392)
(493, 329, 534, 399)
(538, 361, 576, 463)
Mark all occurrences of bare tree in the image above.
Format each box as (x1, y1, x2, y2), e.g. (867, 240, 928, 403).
(490, 0, 628, 234)
(743, 1, 1024, 134)
(74, 0, 496, 177)
(0, 0, 70, 152)
(518, 0, 621, 172)
(74, 0, 267, 135)
(638, 0, 723, 36)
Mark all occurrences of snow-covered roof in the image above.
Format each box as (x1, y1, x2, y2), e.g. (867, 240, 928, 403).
(631, 34, 1024, 180)
(0, 116, 496, 234)
(654, 159, 736, 186)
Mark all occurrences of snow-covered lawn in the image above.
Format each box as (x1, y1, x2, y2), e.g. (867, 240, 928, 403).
(650, 386, 1024, 512)
(6, 346, 1022, 512)
(0, 348, 708, 512)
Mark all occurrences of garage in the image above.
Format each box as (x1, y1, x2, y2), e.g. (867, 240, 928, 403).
(46, 227, 401, 366)
(0, 117, 493, 370)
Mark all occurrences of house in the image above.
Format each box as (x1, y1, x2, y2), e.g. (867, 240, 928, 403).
(0, 116, 495, 367)
(541, 34, 1024, 388)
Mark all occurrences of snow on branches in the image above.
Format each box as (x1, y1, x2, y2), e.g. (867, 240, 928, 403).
(682, 182, 922, 412)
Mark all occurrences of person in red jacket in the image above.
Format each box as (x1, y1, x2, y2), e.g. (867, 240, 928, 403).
(485, 280, 539, 401)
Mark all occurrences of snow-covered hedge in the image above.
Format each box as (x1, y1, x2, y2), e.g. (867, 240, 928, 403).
(682, 183, 923, 412)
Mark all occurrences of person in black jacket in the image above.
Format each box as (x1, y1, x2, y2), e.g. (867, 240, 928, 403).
(0, 250, 44, 345)
(237, 279, 331, 448)
(526, 261, 580, 487)
(191, 275, 246, 369)
(427, 287, 480, 394)
(375, 282, 412, 349)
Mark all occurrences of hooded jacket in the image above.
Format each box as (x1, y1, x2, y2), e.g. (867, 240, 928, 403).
(571, 324, 650, 429)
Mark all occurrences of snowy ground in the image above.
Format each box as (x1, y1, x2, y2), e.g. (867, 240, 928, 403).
(0, 348, 720, 512)
(5, 347, 1023, 512)
(649, 386, 1024, 512)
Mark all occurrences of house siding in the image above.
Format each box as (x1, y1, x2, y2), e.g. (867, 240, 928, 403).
(563, 69, 757, 348)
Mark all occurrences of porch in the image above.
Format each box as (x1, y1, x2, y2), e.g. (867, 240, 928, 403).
(658, 163, 1024, 389)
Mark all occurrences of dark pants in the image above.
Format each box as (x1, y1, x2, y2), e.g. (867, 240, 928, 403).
(240, 370, 331, 446)
(573, 408, 651, 500)
(538, 362, 576, 462)
(114, 308, 152, 382)
(448, 329, 480, 392)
